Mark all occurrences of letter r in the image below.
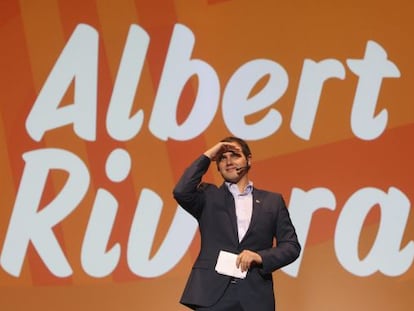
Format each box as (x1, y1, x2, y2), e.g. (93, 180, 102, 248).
(0, 149, 89, 277)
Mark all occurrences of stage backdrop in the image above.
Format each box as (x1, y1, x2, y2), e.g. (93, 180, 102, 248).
(0, 0, 413, 310)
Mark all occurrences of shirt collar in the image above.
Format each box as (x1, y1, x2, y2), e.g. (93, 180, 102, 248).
(225, 181, 253, 196)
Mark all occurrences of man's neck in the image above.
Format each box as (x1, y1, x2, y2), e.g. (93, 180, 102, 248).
(231, 175, 250, 193)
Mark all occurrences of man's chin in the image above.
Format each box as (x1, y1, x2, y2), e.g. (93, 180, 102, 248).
(223, 175, 241, 184)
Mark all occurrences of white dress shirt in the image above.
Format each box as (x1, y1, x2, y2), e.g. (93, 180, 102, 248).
(226, 182, 253, 242)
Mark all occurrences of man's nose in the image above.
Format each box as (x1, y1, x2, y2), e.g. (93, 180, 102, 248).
(225, 156, 233, 165)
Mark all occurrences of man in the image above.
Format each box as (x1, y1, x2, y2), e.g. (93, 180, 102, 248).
(173, 137, 301, 310)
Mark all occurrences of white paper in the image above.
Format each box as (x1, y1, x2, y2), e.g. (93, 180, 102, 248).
(214, 250, 247, 279)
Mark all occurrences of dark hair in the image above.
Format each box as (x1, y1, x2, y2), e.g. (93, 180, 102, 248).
(220, 136, 251, 158)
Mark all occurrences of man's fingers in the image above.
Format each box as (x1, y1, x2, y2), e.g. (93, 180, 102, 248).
(237, 251, 252, 272)
(236, 255, 241, 268)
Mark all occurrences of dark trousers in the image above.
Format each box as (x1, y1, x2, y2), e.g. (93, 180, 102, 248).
(196, 281, 244, 311)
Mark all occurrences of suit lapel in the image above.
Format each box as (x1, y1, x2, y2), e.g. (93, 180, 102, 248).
(241, 189, 261, 242)
(221, 184, 239, 244)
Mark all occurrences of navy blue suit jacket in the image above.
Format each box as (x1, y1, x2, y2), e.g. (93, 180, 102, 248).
(173, 155, 301, 310)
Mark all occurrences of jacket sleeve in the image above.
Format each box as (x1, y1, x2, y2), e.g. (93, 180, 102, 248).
(258, 194, 301, 273)
(173, 154, 212, 219)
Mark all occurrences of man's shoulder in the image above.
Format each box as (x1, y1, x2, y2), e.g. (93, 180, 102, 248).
(253, 187, 283, 197)
(198, 182, 220, 191)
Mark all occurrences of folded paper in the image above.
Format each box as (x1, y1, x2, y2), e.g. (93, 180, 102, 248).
(215, 250, 247, 279)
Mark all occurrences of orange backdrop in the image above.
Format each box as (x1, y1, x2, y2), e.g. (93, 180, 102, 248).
(0, 0, 413, 310)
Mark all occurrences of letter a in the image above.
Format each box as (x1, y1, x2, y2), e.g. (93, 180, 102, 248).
(26, 24, 98, 141)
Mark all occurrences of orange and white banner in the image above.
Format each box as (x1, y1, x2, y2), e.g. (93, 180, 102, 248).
(0, 0, 413, 310)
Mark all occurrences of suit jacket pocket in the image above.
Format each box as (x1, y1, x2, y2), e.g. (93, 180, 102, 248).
(193, 258, 214, 270)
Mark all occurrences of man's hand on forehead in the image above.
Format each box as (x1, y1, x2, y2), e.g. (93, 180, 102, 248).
(204, 141, 242, 161)
(214, 143, 242, 161)
(221, 142, 240, 153)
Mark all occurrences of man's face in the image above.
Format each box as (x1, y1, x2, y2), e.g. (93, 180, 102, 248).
(216, 143, 250, 183)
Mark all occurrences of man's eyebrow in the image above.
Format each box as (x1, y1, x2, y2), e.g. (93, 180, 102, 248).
(221, 151, 242, 156)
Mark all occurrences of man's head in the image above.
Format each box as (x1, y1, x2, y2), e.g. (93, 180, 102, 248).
(216, 136, 252, 183)
(220, 136, 251, 159)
